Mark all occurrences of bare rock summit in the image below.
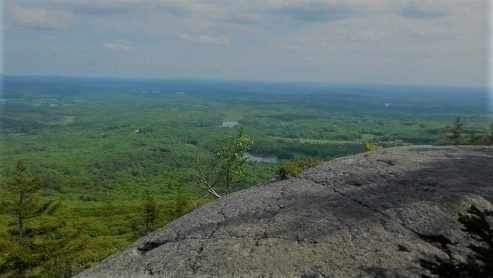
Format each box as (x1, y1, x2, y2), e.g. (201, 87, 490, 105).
(77, 146, 493, 277)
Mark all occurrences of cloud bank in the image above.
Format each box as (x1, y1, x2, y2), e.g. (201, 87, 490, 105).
(2, 0, 490, 87)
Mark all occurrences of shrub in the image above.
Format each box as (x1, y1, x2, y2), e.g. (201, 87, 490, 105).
(278, 156, 322, 180)
(362, 139, 381, 152)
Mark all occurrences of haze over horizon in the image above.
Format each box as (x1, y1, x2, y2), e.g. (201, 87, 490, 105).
(1, 0, 492, 87)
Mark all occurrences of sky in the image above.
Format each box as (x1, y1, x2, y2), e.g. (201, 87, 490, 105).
(1, 0, 491, 87)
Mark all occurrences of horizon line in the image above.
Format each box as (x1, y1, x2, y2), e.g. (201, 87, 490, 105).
(1, 73, 490, 90)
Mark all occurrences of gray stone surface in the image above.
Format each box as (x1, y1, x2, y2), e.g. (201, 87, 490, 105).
(77, 146, 493, 277)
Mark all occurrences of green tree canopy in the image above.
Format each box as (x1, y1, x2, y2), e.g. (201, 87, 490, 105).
(0, 161, 78, 277)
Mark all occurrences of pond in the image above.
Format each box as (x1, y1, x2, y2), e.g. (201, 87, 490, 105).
(246, 152, 278, 163)
(220, 121, 239, 128)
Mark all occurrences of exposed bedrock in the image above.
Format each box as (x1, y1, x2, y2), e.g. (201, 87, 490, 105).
(77, 146, 493, 277)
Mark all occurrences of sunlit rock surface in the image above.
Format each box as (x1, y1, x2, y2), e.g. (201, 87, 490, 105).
(77, 146, 493, 277)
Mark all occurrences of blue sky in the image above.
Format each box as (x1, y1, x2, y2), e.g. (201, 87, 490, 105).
(1, 0, 491, 87)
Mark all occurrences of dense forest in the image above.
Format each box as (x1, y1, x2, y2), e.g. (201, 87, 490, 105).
(0, 76, 492, 276)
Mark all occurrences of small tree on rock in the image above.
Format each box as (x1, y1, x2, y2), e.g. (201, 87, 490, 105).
(216, 127, 252, 194)
(192, 127, 252, 198)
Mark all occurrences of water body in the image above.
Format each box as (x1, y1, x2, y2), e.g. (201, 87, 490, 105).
(246, 152, 278, 163)
(221, 121, 239, 128)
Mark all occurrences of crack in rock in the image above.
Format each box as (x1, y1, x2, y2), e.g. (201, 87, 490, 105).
(76, 146, 493, 278)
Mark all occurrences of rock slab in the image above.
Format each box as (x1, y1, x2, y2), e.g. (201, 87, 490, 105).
(77, 146, 493, 277)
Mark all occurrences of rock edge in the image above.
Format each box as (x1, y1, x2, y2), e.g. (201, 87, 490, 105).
(77, 145, 493, 278)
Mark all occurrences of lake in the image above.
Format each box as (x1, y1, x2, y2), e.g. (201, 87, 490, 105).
(246, 152, 278, 163)
(221, 121, 239, 128)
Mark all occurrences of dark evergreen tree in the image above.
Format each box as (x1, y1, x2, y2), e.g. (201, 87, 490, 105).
(172, 185, 189, 218)
(488, 122, 493, 145)
(132, 191, 159, 238)
(142, 191, 158, 235)
(0, 161, 76, 277)
(444, 116, 465, 145)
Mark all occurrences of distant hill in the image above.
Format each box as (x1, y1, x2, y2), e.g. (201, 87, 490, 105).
(77, 146, 493, 277)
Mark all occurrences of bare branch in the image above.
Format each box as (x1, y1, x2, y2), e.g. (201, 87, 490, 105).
(193, 151, 221, 199)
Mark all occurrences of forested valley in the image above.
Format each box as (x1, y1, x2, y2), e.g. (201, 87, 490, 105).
(1, 76, 492, 276)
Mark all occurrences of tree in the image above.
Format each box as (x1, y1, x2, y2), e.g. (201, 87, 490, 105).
(142, 192, 158, 235)
(444, 117, 465, 145)
(172, 185, 189, 218)
(488, 122, 493, 145)
(441, 118, 493, 146)
(0, 160, 72, 277)
(216, 127, 252, 194)
(132, 191, 159, 238)
(192, 127, 252, 198)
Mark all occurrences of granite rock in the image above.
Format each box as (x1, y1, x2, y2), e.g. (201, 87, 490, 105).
(77, 146, 493, 277)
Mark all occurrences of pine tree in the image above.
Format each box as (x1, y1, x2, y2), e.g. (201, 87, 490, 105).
(0, 160, 73, 277)
(132, 191, 159, 238)
(445, 116, 465, 145)
(142, 192, 158, 235)
(489, 122, 493, 145)
(173, 185, 189, 218)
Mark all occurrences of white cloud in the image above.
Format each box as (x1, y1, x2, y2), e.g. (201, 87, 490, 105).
(102, 40, 134, 51)
(7, 3, 74, 30)
(62, 0, 141, 15)
(3, 0, 489, 86)
(181, 34, 230, 46)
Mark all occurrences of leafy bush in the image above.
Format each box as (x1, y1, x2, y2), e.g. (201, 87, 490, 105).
(362, 139, 381, 152)
(278, 156, 323, 180)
